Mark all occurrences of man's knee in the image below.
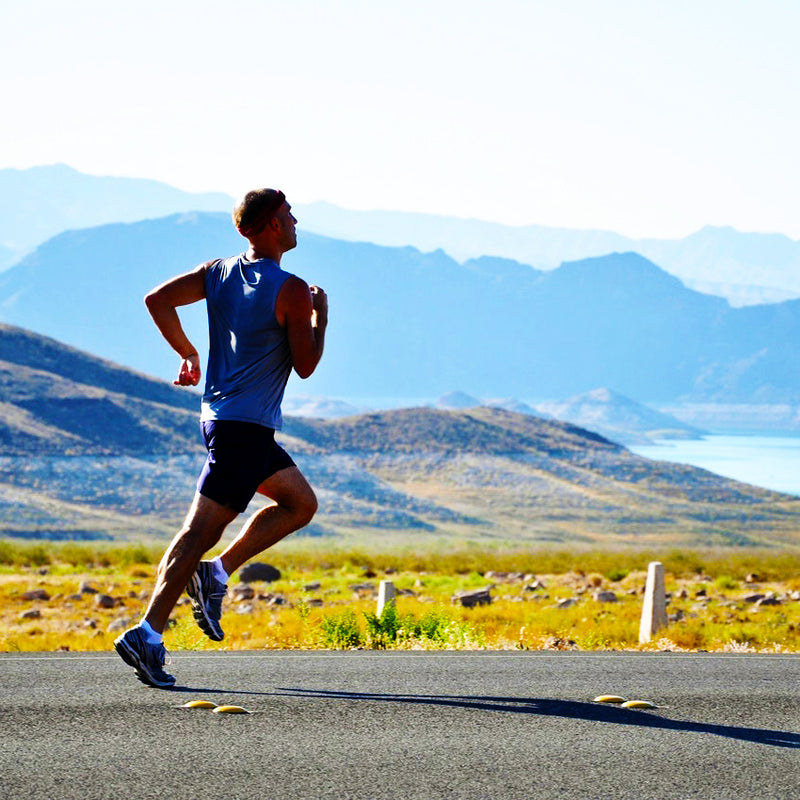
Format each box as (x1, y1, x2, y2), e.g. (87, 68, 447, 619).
(294, 486, 318, 527)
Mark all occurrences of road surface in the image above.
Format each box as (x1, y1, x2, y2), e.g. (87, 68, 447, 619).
(2, 650, 799, 799)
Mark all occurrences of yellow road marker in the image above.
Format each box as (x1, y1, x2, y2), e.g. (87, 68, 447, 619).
(593, 695, 627, 704)
(212, 705, 250, 714)
(622, 700, 657, 710)
(182, 700, 217, 709)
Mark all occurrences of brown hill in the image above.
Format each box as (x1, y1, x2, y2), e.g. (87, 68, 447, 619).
(0, 323, 200, 455)
(2, 325, 800, 547)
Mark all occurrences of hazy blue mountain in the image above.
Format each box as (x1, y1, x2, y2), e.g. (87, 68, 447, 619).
(3, 213, 800, 404)
(295, 201, 632, 268)
(0, 244, 15, 271)
(0, 164, 233, 261)
(535, 387, 705, 445)
(295, 203, 800, 306)
(3, 166, 799, 307)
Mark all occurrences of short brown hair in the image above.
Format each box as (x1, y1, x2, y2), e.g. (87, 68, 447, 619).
(232, 189, 286, 238)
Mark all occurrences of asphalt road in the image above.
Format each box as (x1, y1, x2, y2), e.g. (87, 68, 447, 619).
(2, 650, 799, 799)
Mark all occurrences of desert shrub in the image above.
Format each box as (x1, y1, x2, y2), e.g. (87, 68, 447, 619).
(21, 544, 50, 567)
(715, 574, 738, 591)
(57, 543, 97, 568)
(320, 609, 363, 649)
(115, 544, 156, 566)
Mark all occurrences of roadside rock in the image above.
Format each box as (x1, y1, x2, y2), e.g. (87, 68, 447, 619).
(94, 594, 116, 609)
(79, 582, 99, 595)
(21, 589, 50, 601)
(20, 608, 42, 620)
(555, 598, 577, 609)
(452, 587, 492, 608)
(239, 563, 281, 583)
(593, 590, 618, 603)
(756, 595, 782, 607)
(543, 636, 579, 650)
(231, 584, 255, 601)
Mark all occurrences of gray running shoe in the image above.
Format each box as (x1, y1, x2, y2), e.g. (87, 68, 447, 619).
(186, 561, 227, 641)
(114, 626, 175, 688)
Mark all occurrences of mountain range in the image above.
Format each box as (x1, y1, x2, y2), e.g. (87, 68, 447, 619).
(434, 388, 705, 445)
(3, 165, 800, 308)
(3, 212, 800, 405)
(2, 323, 799, 548)
(0, 164, 231, 267)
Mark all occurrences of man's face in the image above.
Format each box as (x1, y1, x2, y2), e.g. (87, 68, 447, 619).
(275, 202, 298, 252)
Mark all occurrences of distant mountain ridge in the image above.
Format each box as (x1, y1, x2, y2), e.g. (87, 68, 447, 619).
(2, 165, 800, 307)
(296, 202, 800, 306)
(0, 164, 232, 267)
(3, 214, 800, 404)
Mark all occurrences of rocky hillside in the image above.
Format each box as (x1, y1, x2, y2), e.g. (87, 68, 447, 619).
(2, 326, 800, 547)
(0, 324, 200, 455)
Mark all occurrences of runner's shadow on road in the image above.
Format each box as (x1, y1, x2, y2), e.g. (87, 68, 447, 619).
(168, 685, 278, 697)
(275, 687, 800, 749)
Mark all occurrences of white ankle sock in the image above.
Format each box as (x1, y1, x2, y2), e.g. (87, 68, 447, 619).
(139, 619, 163, 644)
(210, 556, 229, 584)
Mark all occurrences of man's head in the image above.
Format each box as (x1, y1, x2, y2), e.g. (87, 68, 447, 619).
(233, 189, 287, 239)
(233, 188, 297, 259)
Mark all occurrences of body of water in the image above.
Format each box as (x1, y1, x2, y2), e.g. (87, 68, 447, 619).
(630, 435, 800, 497)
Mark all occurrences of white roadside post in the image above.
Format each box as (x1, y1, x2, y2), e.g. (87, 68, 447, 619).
(377, 580, 397, 617)
(639, 561, 668, 644)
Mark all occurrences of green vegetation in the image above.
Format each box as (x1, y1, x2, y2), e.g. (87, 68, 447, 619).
(3, 541, 800, 654)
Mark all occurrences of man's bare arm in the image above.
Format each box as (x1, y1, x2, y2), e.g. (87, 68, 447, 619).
(276, 277, 328, 379)
(144, 262, 210, 386)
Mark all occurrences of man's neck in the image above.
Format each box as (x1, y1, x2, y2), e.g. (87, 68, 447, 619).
(246, 245, 282, 263)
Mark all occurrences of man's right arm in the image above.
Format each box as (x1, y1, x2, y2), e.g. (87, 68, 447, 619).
(276, 276, 328, 379)
(144, 262, 210, 386)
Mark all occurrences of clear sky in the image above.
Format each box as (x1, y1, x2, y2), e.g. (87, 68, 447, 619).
(2, 0, 798, 239)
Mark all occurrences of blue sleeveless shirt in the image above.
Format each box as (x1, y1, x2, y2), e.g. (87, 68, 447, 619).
(200, 255, 294, 430)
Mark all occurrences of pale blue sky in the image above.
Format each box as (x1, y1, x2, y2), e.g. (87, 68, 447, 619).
(2, 0, 798, 238)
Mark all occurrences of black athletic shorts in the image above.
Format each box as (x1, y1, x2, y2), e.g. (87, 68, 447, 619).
(196, 420, 296, 513)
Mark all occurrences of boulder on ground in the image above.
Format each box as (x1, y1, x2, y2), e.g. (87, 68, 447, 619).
(452, 587, 492, 608)
(21, 589, 50, 601)
(239, 563, 281, 583)
(593, 590, 618, 603)
(231, 584, 255, 601)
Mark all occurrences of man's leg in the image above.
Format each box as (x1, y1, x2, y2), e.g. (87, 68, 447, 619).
(216, 466, 318, 576)
(144, 492, 238, 633)
(114, 492, 237, 686)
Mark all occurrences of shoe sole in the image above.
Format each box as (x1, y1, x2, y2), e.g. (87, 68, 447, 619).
(188, 573, 225, 642)
(114, 636, 175, 688)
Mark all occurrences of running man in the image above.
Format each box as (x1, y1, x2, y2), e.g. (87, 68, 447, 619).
(114, 189, 327, 687)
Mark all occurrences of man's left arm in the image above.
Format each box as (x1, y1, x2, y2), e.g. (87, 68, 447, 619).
(276, 277, 328, 379)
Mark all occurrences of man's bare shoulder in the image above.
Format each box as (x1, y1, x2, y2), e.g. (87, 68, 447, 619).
(275, 275, 312, 325)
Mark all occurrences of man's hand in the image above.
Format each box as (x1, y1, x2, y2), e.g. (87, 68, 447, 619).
(174, 353, 201, 386)
(310, 285, 328, 323)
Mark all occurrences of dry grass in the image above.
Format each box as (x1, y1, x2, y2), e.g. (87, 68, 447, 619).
(3, 541, 800, 653)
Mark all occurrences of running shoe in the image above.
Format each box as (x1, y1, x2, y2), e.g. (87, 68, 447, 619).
(114, 626, 175, 688)
(186, 561, 227, 641)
